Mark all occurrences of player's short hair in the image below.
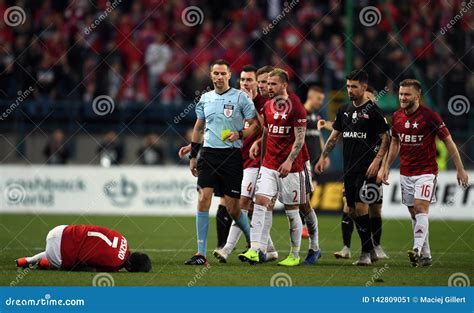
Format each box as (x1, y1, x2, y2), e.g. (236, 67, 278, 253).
(268, 68, 289, 83)
(256, 65, 275, 78)
(210, 59, 230, 71)
(366, 85, 375, 95)
(308, 85, 324, 94)
(400, 79, 422, 92)
(242, 64, 257, 74)
(346, 70, 368, 84)
(125, 252, 152, 272)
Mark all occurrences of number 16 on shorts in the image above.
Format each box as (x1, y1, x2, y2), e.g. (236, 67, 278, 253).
(400, 174, 437, 206)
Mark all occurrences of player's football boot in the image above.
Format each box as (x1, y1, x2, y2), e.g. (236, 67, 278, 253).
(277, 254, 300, 267)
(374, 245, 389, 259)
(333, 246, 351, 259)
(212, 248, 229, 263)
(419, 257, 432, 267)
(370, 249, 379, 263)
(38, 258, 50, 269)
(302, 249, 321, 265)
(265, 251, 279, 262)
(238, 249, 259, 265)
(184, 253, 208, 266)
(407, 248, 420, 267)
(258, 251, 267, 263)
(301, 226, 309, 239)
(15, 257, 29, 268)
(352, 252, 372, 266)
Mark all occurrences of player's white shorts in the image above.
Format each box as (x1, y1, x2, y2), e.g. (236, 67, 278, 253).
(304, 160, 315, 193)
(45, 225, 67, 269)
(400, 174, 437, 207)
(241, 167, 259, 198)
(254, 166, 306, 205)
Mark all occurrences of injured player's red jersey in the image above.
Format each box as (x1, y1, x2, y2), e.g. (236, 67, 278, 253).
(262, 92, 307, 172)
(60, 225, 130, 271)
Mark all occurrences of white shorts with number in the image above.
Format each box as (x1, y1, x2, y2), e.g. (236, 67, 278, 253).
(241, 167, 259, 198)
(400, 174, 437, 207)
(45, 225, 67, 269)
(254, 166, 306, 205)
(304, 160, 315, 193)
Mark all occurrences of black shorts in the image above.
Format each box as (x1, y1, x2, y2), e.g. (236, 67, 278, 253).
(343, 172, 383, 208)
(197, 148, 243, 199)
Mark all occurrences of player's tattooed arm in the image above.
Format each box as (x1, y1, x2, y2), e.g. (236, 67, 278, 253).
(375, 132, 390, 161)
(321, 130, 341, 158)
(288, 126, 306, 161)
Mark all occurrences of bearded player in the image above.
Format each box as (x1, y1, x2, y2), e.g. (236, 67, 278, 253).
(378, 79, 469, 267)
(239, 68, 308, 266)
(16, 224, 151, 272)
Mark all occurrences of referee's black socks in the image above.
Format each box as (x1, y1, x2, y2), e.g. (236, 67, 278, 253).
(341, 212, 354, 248)
(354, 214, 374, 253)
(370, 217, 382, 246)
(216, 204, 232, 248)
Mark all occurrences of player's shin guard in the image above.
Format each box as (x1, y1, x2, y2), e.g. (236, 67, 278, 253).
(354, 214, 373, 253)
(250, 204, 266, 251)
(411, 218, 430, 257)
(286, 209, 302, 258)
(370, 216, 382, 246)
(259, 210, 273, 253)
(196, 211, 209, 256)
(413, 213, 429, 253)
(216, 204, 232, 248)
(303, 209, 319, 251)
(342, 212, 354, 248)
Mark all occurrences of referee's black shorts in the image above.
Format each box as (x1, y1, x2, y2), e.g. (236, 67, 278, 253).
(197, 148, 243, 199)
(343, 172, 383, 208)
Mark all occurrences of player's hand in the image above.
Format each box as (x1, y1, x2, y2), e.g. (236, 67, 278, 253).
(277, 159, 292, 178)
(315, 157, 325, 174)
(323, 157, 331, 170)
(189, 158, 198, 177)
(317, 120, 326, 131)
(178, 144, 191, 159)
(249, 141, 260, 160)
(227, 131, 240, 142)
(457, 168, 469, 189)
(366, 158, 381, 178)
(241, 87, 256, 100)
(377, 167, 389, 185)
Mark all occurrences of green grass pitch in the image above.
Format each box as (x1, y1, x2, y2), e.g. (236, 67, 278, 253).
(1, 214, 472, 286)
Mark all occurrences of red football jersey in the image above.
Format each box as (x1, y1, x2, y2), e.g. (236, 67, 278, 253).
(242, 94, 268, 169)
(392, 105, 450, 176)
(60, 225, 130, 272)
(262, 92, 307, 172)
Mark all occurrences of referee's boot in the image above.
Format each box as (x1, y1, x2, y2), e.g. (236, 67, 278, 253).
(185, 253, 208, 266)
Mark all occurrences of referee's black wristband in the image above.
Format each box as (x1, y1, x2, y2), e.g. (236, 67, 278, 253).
(189, 142, 201, 159)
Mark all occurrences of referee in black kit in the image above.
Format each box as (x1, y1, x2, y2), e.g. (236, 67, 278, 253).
(185, 59, 259, 265)
(315, 70, 390, 266)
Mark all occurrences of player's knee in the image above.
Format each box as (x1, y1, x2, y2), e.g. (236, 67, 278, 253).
(298, 201, 311, 214)
(369, 204, 382, 217)
(254, 195, 272, 210)
(413, 201, 429, 214)
(239, 197, 252, 211)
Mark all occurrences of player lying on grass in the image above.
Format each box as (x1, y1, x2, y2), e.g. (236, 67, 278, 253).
(16, 224, 152, 272)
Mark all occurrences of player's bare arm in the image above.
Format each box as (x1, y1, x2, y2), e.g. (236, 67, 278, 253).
(189, 118, 205, 177)
(378, 135, 400, 185)
(317, 119, 334, 132)
(442, 135, 469, 188)
(227, 118, 259, 142)
(315, 129, 340, 174)
(366, 132, 390, 178)
(278, 126, 306, 178)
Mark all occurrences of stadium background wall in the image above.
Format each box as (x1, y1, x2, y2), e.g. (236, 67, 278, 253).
(1, 166, 471, 220)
